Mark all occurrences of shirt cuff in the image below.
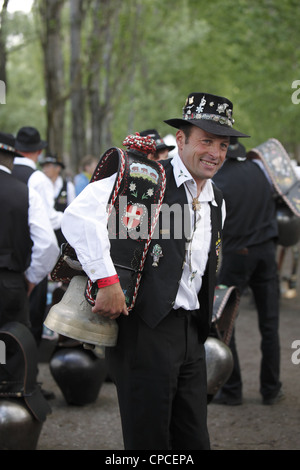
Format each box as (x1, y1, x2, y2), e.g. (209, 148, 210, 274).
(82, 255, 117, 282)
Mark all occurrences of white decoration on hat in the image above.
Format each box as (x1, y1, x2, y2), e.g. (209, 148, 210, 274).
(196, 95, 206, 113)
(217, 103, 229, 114)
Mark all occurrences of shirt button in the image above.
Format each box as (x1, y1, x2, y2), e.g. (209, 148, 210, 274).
(91, 269, 95, 274)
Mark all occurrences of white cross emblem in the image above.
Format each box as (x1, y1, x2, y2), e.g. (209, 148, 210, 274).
(122, 204, 144, 229)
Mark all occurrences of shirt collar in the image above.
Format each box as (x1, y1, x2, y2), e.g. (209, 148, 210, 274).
(13, 156, 36, 170)
(171, 153, 217, 205)
(0, 165, 11, 174)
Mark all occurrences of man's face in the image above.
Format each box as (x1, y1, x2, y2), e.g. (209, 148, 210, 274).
(42, 162, 61, 181)
(176, 126, 229, 188)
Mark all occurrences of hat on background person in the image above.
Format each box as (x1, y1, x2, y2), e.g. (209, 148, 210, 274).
(226, 137, 247, 160)
(0, 132, 24, 157)
(40, 153, 65, 169)
(164, 92, 249, 138)
(139, 129, 175, 152)
(15, 126, 47, 152)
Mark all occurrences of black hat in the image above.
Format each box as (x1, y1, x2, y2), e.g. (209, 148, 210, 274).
(15, 126, 47, 152)
(226, 137, 247, 160)
(164, 92, 249, 138)
(40, 153, 65, 169)
(0, 322, 51, 422)
(0, 132, 23, 157)
(139, 129, 175, 151)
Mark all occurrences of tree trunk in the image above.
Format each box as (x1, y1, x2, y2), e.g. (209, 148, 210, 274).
(39, 0, 66, 157)
(70, 0, 86, 171)
(0, 0, 9, 93)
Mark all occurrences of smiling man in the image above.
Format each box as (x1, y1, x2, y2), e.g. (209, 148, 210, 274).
(61, 92, 249, 450)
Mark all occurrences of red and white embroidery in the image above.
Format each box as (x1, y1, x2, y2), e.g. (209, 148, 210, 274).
(122, 204, 144, 229)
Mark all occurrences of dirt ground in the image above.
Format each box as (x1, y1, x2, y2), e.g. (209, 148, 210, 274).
(35, 247, 300, 451)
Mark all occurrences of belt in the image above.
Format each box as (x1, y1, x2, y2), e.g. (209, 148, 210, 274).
(173, 308, 196, 318)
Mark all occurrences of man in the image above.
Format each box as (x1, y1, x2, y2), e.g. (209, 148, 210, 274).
(139, 128, 175, 160)
(61, 93, 249, 450)
(13, 127, 64, 230)
(213, 138, 282, 406)
(0, 132, 59, 327)
(41, 153, 76, 246)
(12, 126, 62, 345)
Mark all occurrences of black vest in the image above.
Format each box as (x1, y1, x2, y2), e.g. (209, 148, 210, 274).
(11, 164, 35, 184)
(54, 179, 68, 247)
(0, 171, 32, 272)
(132, 160, 223, 342)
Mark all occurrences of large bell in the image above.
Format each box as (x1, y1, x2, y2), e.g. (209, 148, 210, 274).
(205, 337, 233, 402)
(0, 322, 51, 450)
(276, 204, 300, 247)
(50, 345, 108, 406)
(0, 399, 43, 450)
(44, 276, 118, 347)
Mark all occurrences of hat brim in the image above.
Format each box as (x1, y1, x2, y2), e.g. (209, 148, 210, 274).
(156, 143, 176, 152)
(164, 118, 250, 138)
(40, 160, 65, 169)
(15, 140, 48, 152)
(0, 144, 24, 158)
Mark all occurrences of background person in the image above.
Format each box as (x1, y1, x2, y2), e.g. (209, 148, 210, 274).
(74, 155, 98, 195)
(212, 137, 282, 406)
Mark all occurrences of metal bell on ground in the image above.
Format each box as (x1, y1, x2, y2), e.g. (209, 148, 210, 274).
(276, 204, 300, 247)
(205, 337, 233, 401)
(44, 275, 118, 347)
(0, 399, 43, 450)
(0, 322, 51, 450)
(50, 345, 108, 406)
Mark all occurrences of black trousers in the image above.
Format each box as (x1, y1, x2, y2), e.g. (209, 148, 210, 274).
(106, 308, 210, 450)
(0, 270, 30, 328)
(218, 239, 281, 400)
(29, 276, 48, 346)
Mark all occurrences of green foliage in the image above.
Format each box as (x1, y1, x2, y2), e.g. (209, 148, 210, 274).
(1, 0, 300, 159)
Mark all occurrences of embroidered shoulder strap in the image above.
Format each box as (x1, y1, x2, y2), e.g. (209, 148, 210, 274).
(51, 139, 166, 311)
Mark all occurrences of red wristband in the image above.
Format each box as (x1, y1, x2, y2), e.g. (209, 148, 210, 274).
(97, 275, 119, 288)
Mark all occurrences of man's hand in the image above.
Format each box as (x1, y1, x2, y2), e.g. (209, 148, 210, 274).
(91, 282, 128, 320)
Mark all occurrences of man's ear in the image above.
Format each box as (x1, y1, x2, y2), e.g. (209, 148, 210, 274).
(176, 129, 185, 151)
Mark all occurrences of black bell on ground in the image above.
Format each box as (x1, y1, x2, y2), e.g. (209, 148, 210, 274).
(50, 344, 108, 406)
(0, 322, 51, 450)
(0, 399, 43, 450)
(276, 204, 300, 247)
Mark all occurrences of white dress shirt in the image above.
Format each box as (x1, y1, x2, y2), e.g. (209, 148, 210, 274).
(14, 156, 64, 230)
(1, 165, 60, 284)
(62, 154, 225, 310)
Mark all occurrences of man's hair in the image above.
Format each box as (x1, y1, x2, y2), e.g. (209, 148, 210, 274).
(0, 151, 14, 170)
(80, 155, 97, 171)
(179, 123, 193, 143)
